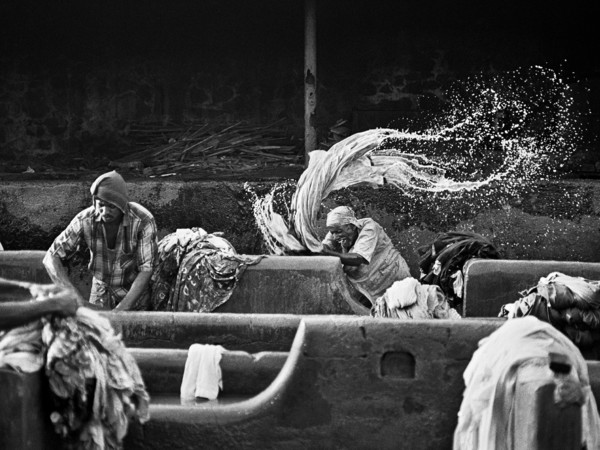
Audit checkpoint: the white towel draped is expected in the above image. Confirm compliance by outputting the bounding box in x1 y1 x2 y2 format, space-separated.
180 344 225 402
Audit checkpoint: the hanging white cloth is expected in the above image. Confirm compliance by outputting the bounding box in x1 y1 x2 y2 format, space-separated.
180 344 225 402
453 316 600 450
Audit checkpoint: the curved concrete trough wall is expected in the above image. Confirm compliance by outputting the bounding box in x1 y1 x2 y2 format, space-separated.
123 317 506 450
0 251 368 315
132 348 288 397
462 259 600 317
4 315 600 449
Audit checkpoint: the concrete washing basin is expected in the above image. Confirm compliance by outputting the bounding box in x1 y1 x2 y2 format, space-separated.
115 314 600 449
462 258 600 318
4 314 600 449
0 250 369 315
4 251 600 448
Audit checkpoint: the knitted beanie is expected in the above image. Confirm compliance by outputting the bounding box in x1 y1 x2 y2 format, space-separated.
90 170 129 212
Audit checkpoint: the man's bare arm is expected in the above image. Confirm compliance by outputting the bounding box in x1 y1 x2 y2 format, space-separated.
43 252 87 305
112 271 152 311
0 288 79 330
320 248 368 266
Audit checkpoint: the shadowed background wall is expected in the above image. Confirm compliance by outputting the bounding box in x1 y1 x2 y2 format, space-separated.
1 0 598 169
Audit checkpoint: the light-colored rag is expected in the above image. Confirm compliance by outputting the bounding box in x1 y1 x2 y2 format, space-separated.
180 343 225 401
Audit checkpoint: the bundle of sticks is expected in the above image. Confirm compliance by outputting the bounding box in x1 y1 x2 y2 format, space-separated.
110 120 302 176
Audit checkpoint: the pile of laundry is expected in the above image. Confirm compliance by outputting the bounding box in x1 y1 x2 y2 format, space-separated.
44 308 149 449
499 272 600 358
0 302 149 449
418 231 501 309
149 228 263 312
370 277 461 320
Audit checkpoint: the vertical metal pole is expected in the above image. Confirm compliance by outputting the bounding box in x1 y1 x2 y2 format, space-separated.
304 0 317 166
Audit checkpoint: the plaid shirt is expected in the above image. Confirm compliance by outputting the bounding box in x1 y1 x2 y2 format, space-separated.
49 202 158 304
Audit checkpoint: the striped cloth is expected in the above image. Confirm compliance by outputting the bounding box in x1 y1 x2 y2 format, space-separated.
49 202 158 307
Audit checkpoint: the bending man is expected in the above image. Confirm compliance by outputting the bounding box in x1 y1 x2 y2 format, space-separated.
321 206 411 306
43 170 158 311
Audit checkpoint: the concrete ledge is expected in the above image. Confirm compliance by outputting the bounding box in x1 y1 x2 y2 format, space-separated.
0 250 52 285
3 316 600 449
462 259 600 317
0 250 92 301
0 251 369 315
108 312 303 353
220 256 368 315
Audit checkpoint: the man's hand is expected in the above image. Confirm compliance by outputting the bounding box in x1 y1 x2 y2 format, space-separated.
112 271 152 312
112 295 139 312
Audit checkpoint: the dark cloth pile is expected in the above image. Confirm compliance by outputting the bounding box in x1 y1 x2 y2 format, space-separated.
150 228 263 312
417 231 500 308
499 272 600 358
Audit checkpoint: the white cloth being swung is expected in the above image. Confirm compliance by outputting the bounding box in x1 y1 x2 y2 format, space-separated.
180 344 225 402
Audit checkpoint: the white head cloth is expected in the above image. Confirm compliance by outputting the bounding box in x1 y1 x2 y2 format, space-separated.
326 206 360 227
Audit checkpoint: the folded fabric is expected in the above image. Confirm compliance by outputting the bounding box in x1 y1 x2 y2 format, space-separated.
384 277 421 310
180 344 225 402
370 277 460 320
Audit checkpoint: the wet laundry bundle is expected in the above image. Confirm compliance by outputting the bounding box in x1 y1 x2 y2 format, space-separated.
42 307 150 450
0 303 149 450
499 272 600 357
418 231 500 308
370 277 461 320
0 320 44 372
150 228 263 312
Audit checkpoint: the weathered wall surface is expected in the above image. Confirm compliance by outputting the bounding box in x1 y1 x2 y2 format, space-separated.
1 178 600 277
1 0 598 171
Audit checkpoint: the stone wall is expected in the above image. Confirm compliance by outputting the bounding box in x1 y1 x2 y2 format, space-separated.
2 178 600 278
1 1 600 271
1 0 598 171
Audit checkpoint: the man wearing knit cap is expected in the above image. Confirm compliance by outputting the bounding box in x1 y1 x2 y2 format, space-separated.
43 170 158 311
321 206 410 307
